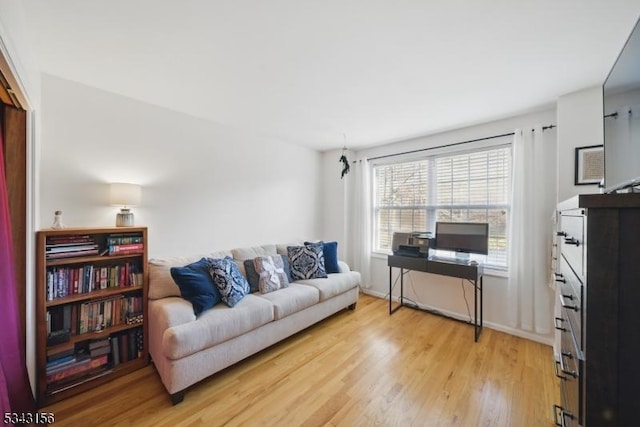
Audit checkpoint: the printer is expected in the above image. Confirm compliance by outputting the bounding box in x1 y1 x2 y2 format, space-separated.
392 231 434 257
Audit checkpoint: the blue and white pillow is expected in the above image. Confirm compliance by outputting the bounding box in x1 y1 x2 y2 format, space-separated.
287 243 327 280
208 257 250 307
305 240 340 274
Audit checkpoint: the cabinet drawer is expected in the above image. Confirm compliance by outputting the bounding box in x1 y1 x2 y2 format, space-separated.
559 213 585 280
558 320 583 426
559 258 583 346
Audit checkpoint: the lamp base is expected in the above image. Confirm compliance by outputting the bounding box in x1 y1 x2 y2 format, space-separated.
116 208 135 227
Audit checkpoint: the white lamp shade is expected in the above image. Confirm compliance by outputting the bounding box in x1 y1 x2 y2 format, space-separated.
110 183 141 207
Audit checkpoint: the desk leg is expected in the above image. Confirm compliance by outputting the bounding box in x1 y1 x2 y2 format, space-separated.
480 276 483 331
389 267 404 315
474 276 484 342
389 266 392 315
400 268 404 306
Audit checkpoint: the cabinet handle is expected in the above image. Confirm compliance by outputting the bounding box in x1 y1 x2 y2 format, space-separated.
553 404 575 427
559 294 578 311
554 317 567 331
555 272 566 283
559 352 577 378
564 237 580 246
556 231 567 237
554 360 567 380
561 293 573 300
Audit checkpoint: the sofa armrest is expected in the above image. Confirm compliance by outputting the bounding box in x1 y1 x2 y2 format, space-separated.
337 260 351 273
149 297 197 331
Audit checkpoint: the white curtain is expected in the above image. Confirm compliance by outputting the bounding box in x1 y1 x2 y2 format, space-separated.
507 127 557 333
351 159 372 288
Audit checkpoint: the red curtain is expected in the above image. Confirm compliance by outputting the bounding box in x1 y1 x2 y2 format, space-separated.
0 122 35 416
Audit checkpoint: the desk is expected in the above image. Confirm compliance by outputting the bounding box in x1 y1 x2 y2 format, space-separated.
388 255 483 342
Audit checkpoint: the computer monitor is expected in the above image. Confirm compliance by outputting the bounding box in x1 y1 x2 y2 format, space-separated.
435 222 489 255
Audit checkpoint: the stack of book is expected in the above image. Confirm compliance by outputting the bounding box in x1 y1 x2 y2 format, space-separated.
46 341 111 393
46 235 99 260
107 233 144 255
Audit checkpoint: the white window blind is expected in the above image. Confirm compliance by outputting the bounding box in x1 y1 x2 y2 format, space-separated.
373 145 511 268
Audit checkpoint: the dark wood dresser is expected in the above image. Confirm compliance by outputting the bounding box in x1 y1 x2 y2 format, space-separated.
554 193 640 426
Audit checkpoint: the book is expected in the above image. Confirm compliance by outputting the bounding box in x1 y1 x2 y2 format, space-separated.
108 243 144 255
46 248 100 259
46 354 108 383
106 234 143 245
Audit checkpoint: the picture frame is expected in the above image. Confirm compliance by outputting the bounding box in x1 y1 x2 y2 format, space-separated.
575 145 604 185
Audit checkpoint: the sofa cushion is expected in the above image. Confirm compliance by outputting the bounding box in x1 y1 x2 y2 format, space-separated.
231 244 277 261
209 257 251 307
276 242 302 256
296 271 361 301
148 250 232 300
254 284 320 320
254 255 289 294
162 294 274 359
170 258 221 316
287 243 327 280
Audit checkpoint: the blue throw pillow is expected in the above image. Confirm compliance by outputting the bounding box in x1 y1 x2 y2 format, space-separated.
170 258 221 316
208 257 251 307
306 241 340 274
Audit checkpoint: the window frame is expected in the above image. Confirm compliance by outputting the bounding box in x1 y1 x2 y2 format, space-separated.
371 142 512 271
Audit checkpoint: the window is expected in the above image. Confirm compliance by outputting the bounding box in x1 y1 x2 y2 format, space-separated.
373 144 511 268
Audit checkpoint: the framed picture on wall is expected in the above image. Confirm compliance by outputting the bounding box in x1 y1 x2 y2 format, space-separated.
575 145 604 185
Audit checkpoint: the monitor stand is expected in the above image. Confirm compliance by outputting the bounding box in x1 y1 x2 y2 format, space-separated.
455 252 470 262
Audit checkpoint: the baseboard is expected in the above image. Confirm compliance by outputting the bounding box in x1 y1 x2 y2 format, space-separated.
360 289 554 347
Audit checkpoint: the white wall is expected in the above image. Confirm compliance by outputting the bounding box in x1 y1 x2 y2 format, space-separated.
39 74 324 258
321 149 351 260
333 108 558 345
556 86 603 202
0 0 40 107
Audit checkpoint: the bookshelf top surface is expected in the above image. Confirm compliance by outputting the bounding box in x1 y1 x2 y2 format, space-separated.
38 226 147 236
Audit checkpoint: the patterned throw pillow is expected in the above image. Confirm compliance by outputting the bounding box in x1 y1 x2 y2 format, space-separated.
245 255 293 293
254 255 290 293
305 240 340 273
208 256 251 307
287 243 328 280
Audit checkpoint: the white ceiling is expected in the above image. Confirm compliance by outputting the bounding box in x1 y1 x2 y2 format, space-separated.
22 0 640 151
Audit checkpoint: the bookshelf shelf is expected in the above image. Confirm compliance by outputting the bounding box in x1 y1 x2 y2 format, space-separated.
36 227 149 407
45 286 144 308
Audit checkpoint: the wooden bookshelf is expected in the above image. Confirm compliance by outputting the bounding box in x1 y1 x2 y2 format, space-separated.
35 227 149 407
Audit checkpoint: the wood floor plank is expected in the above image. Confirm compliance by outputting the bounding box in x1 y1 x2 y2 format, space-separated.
42 294 559 426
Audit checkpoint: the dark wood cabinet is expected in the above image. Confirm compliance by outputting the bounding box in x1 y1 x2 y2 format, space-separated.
555 193 640 426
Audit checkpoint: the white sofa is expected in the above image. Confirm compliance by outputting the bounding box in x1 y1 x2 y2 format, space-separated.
147 243 360 404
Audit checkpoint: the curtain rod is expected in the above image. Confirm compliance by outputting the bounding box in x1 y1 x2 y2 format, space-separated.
367 124 556 161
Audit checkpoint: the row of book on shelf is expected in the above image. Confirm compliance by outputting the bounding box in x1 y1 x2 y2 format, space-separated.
45 233 144 260
45 328 144 394
46 262 143 301
47 295 144 341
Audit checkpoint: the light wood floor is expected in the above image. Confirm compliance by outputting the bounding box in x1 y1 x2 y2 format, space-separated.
43 294 559 426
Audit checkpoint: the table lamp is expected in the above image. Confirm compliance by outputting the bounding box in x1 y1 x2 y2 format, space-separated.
110 183 141 227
